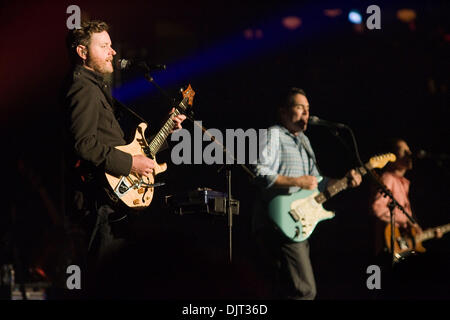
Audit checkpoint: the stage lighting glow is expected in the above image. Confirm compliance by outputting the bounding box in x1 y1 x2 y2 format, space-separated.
282 16 302 30
255 29 263 39
348 10 362 24
243 28 263 39
243 28 253 39
396 9 416 23
324 9 342 18
113 4 340 104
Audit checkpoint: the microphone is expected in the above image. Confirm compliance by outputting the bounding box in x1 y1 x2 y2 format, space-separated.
115 59 166 72
415 149 450 160
308 115 347 128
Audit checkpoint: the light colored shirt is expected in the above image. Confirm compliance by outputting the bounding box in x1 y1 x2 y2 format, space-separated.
371 171 412 228
251 124 326 232
253 125 322 193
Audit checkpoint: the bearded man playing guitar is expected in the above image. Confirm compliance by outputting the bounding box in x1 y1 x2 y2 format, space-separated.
63 20 186 297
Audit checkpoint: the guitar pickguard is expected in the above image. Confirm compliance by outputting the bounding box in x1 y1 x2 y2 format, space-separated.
267 185 335 242
290 193 335 240
105 123 166 208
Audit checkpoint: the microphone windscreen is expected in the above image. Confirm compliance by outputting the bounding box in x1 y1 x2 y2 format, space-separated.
115 59 130 70
416 149 427 159
308 115 320 124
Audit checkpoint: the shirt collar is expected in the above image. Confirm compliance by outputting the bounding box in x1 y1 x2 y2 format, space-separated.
74 64 106 85
277 124 304 140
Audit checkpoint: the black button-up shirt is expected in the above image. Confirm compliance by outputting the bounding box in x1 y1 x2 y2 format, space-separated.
65 64 132 177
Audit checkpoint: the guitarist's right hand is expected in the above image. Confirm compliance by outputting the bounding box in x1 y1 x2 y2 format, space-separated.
296 175 318 190
132 154 156 177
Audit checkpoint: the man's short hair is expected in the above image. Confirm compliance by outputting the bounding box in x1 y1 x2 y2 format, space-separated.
66 20 109 64
378 137 406 155
279 87 307 110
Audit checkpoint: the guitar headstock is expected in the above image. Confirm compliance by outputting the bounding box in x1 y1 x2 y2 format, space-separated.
182 84 195 106
368 153 397 169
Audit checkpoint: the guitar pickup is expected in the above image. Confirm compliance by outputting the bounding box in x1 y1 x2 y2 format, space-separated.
289 209 300 222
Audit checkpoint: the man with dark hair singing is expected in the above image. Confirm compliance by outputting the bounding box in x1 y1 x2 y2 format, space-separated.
251 87 362 300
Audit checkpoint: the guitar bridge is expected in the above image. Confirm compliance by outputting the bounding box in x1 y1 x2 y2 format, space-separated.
114 176 134 198
113 175 165 199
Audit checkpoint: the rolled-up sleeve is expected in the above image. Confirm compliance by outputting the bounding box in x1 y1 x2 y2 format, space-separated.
252 127 280 189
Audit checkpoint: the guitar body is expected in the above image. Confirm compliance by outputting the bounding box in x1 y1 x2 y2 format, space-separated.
384 224 426 262
265 153 397 242
267 176 335 242
105 122 167 209
104 84 195 209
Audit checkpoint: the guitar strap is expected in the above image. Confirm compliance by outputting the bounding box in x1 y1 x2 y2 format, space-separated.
113 97 148 124
112 97 169 152
298 133 323 176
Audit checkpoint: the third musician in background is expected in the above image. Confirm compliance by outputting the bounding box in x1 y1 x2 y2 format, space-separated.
369 138 443 257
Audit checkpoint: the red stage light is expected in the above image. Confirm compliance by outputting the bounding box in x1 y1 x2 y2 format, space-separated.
282 16 302 30
324 9 342 18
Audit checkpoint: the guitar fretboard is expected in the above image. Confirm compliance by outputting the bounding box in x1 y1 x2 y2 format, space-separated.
314 165 369 204
417 223 450 242
148 98 188 156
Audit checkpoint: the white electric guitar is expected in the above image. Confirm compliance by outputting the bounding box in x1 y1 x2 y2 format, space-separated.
104 84 195 208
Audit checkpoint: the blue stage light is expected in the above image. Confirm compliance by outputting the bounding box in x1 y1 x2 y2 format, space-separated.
348 10 362 24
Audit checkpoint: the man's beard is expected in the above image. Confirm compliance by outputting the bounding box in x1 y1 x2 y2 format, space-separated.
87 56 114 75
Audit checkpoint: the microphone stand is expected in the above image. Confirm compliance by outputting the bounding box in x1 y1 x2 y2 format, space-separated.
193 121 255 264
144 69 195 127
372 176 417 266
215 156 255 264
144 72 177 108
142 68 255 264
347 128 416 266
220 162 233 264
336 123 417 266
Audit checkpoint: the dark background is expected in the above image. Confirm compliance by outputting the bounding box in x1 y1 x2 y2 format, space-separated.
1 0 449 300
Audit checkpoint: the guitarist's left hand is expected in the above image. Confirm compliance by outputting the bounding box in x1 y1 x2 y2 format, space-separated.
346 169 362 188
412 223 423 235
407 220 423 235
170 108 187 131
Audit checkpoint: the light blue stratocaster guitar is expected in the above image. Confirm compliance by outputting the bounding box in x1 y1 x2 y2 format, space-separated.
267 153 396 242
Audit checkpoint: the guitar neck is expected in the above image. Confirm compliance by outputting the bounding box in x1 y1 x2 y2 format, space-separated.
148 99 187 156
315 165 369 204
417 223 450 242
